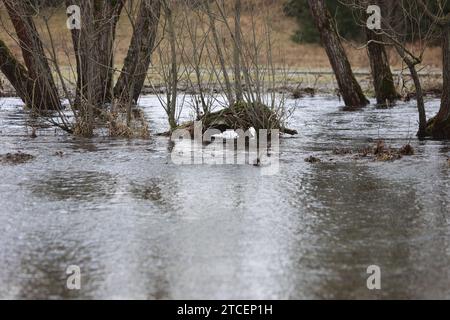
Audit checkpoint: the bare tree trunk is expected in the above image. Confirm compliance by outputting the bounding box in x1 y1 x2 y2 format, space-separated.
234 0 243 102
430 26 450 138
95 1 125 104
0 40 33 105
308 0 368 108
66 0 124 136
409 64 427 138
68 0 98 107
416 0 450 138
204 0 234 105
67 0 123 107
366 29 399 105
164 1 178 130
114 0 161 104
389 39 427 137
3 0 61 110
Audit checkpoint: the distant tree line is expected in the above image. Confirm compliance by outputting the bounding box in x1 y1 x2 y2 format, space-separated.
284 0 362 43
285 0 450 44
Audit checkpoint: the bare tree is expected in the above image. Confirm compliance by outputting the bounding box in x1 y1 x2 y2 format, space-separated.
307 0 369 108
204 0 234 105
344 0 430 137
417 0 450 139
381 1 429 137
0 0 165 136
233 0 243 102
150 0 185 131
0 0 293 137
164 0 179 130
364 0 399 106
115 0 161 105
2 0 61 110
0 39 36 106
66 0 124 107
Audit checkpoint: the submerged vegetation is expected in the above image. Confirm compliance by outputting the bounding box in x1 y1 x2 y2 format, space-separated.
0 152 35 165
177 102 297 138
306 141 416 164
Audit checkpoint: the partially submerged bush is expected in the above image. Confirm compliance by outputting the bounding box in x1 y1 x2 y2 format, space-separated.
73 119 93 138
399 144 415 156
73 105 150 139
178 102 297 137
292 87 316 99
107 108 149 139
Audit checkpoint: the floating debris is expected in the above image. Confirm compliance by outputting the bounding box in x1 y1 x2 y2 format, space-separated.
328 141 416 163
332 148 353 156
0 152 35 165
305 156 321 163
374 141 415 161
399 144 415 156
30 128 37 139
370 140 399 161
292 87 316 99
376 152 402 162
355 145 373 158
373 140 387 155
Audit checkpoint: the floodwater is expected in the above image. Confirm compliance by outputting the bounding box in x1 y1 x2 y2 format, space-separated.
0 95 449 300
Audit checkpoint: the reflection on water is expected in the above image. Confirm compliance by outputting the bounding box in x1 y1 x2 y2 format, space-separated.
0 96 449 299
130 179 165 203
30 171 117 202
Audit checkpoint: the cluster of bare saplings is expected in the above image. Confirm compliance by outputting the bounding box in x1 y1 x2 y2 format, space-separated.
0 0 292 138
0 0 449 139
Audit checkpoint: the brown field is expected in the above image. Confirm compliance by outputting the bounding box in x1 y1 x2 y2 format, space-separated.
0 1 443 94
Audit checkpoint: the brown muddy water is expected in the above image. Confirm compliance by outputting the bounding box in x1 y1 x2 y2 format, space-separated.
0 96 449 299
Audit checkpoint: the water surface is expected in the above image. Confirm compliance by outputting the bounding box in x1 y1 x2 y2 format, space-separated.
0 96 449 299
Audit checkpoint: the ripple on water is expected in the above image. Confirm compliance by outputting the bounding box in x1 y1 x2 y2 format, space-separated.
0 95 449 299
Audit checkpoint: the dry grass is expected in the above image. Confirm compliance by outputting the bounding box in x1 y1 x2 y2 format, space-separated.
107 108 150 139
0 1 443 88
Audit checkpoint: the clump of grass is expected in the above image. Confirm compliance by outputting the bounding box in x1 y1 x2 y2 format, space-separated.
329 140 416 162
399 144 415 156
376 152 403 162
72 105 150 139
307 147 413 163
292 87 316 99
73 119 93 138
107 109 149 139
361 140 415 162
179 101 297 137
